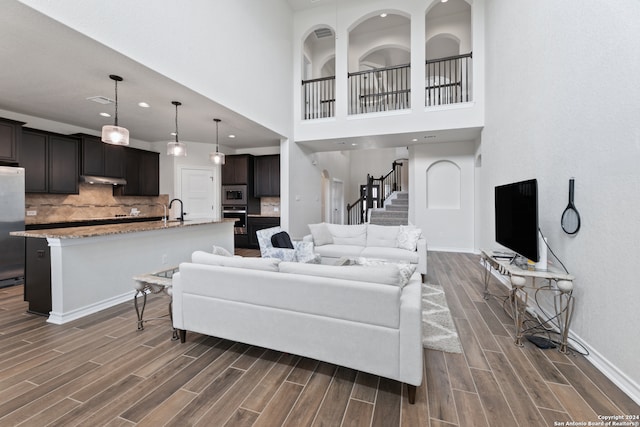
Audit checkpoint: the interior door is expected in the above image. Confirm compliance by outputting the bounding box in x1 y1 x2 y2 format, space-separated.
180 168 215 219
330 178 344 224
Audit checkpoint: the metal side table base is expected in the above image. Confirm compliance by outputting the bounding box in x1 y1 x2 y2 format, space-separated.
133 267 179 340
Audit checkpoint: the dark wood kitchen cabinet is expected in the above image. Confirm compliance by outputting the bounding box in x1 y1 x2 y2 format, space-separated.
254 154 280 197
115 147 159 196
0 117 24 164
79 134 125 178
247 216 280 249
24 238 52 316
222 154 253 185
21 129 79 194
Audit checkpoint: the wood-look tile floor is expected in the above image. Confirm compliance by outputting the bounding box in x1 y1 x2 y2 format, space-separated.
0 251 638 426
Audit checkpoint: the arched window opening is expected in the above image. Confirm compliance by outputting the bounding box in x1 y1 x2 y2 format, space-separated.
302 26 336 120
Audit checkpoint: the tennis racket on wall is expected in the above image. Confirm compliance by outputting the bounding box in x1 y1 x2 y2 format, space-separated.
561 178 581 234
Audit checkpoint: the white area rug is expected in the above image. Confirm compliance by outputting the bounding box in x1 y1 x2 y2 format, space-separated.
422 283 463 353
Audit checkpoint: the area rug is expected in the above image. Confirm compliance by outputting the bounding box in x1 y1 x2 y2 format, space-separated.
422 283 463 353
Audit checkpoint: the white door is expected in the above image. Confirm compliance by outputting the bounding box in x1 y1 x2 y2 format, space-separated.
180 168 215 219
330 178 344 224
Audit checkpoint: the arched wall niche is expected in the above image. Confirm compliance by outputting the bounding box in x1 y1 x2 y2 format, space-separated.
426 160 461 209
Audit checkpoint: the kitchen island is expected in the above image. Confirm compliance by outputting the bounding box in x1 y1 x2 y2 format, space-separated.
11 219 234 324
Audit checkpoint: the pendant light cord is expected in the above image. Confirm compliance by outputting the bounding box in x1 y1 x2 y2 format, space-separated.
175 103 179 143
114 79 119 127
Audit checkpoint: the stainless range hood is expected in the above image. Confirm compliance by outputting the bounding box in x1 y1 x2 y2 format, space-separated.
80 175 127 186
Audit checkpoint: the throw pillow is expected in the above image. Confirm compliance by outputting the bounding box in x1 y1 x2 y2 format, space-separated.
212 245 232 256
271 231 294 249
355 257 417 287
308 222 333 246
397 225 422 251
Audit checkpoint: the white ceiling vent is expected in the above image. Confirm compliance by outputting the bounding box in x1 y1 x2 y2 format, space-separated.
86 95 114 105
314 28 333 39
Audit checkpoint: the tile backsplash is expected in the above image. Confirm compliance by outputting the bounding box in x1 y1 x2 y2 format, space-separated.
260 197 281 217
25 183 169 224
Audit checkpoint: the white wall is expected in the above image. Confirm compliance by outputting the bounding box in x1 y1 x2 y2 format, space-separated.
18 0 294 139
411 141 476 252
481 0 640 401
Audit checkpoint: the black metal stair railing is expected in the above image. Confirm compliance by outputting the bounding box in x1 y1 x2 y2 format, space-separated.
346 161 403 225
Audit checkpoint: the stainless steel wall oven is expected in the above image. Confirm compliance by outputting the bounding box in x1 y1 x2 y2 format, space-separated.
223 206 247 235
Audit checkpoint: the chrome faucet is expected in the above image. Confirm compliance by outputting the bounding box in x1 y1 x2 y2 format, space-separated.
168 198 184 222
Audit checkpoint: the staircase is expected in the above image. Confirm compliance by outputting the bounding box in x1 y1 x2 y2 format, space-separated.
369 192 409 226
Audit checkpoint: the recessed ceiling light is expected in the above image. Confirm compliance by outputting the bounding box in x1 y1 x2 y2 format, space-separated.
138 102 150 108
100 112 111 117
351 143 358 146
441 0 448 3
380 13 388 18
411 138 418 142
170 132 177 136
228 134 236 138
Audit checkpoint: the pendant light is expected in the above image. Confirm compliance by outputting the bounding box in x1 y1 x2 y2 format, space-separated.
101 74 130 146
167 101 187 156
209 118 225 165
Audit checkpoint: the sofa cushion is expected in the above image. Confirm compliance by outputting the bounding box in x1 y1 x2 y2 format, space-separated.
397 225 422 251
354 258 416 287
360 246 420 264
314 244 364 259
327 223 367 246
279 261 401 286
191 251 280 272
366 224 400 248
308 222 333 246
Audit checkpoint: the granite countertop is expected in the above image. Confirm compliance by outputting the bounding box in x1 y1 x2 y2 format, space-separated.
11 218 235 239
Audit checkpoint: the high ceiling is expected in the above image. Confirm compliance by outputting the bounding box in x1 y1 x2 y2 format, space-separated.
0 1 283 150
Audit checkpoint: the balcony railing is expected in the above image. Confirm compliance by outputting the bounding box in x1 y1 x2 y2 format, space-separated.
301 76 335 120
348 64 411 115
301 53 472 119
425 52 472 106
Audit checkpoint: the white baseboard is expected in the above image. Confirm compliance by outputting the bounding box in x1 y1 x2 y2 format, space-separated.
482 261 640 406
47 291 134 325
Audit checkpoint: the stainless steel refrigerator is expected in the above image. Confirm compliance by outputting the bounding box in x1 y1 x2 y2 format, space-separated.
0 166 25 287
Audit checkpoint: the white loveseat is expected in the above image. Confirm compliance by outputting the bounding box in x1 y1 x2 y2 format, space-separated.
304 223 428 282
171 251 424 403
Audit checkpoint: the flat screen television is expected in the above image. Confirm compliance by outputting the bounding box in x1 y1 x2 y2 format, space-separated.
494 179 539 262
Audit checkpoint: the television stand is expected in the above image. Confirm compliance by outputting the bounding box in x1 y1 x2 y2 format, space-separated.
480 249 576 353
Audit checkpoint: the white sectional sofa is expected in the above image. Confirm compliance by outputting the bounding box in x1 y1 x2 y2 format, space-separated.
171 251 424 403
304 223 427 282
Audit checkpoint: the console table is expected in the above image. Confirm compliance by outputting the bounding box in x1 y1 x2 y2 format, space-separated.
480 249 575 353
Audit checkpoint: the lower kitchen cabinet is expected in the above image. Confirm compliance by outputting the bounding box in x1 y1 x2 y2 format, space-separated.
24 238 51 316
247 216 280 249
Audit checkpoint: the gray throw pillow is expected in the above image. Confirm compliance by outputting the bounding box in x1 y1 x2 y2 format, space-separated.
308 222 333 246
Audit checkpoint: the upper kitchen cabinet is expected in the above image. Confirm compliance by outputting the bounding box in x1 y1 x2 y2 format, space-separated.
0 117 24 165
21 129 79 194
114 147 159 196
254 154 280 197
222 154 253 185
79 134 125 178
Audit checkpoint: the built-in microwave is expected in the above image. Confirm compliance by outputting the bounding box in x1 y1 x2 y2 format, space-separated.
222 185 247 205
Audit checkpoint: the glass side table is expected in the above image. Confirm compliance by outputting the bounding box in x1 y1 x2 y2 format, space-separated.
133 266 179 340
